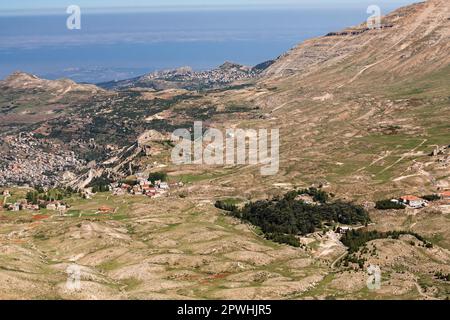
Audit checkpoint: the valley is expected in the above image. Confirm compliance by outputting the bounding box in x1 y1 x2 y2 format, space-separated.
0 0 449 300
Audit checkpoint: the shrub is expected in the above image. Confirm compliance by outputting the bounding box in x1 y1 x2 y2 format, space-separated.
87 176 112 193
26 191 39 205
297 187 329 203
375 199 406 210
265 233 300 247
341 230 430 253
148 172 168 183
214 200 237 212
422 194 440 202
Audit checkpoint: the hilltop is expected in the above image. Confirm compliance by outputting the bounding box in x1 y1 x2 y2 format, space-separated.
1 72 102 93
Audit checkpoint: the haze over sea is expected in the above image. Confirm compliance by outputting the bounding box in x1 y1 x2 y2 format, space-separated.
0 1 416 83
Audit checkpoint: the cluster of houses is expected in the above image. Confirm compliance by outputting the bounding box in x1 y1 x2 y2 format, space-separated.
394 196 428 209
3 200 67 212
1 175 184 214
4 201 39 212
45 201 68 212
139 62 262 89
0 132 86 188
336 226 352 234
392 191 450 209
111 177 182 198
2 189 69 212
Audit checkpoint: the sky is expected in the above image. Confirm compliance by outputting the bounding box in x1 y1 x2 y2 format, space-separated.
0 0 418 14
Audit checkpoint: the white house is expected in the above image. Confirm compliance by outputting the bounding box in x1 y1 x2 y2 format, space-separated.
46 203 57 211
400 196 428 208
9 203 20 211
159 182 170 190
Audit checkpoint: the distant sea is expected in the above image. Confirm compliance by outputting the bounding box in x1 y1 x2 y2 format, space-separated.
0 3 415 83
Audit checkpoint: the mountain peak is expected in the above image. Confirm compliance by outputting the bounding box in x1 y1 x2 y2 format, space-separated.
263 0 450 80
4 71 41 84
1 71 103 94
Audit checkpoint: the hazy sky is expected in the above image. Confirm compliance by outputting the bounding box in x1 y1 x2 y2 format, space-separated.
1 0 418 12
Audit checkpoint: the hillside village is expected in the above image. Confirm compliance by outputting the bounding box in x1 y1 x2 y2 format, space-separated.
1 171 184 214
0 132 86 187
0 125 448 217
100 61 270 90
110 178 182 197
140 62 262 85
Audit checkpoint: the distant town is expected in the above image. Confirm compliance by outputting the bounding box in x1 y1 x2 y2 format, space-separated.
0 132 85 187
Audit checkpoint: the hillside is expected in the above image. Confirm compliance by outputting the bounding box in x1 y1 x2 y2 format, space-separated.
0 0 449 300
186 0 450 201
264 0 449 79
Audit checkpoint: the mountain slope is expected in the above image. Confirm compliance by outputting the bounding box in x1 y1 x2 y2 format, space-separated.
264 0 450 82
0 72 107 134
192 0 450 200
1 0 450 300
1 0 448 197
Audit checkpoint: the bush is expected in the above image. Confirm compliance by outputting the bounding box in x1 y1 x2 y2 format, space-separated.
214 200 237 212
422 194 440 202
341 230 430 253
296 187 329 203
87 176 112 193
148 172 168 183
26 191 39 205
265 233 300 247
375 199 406 210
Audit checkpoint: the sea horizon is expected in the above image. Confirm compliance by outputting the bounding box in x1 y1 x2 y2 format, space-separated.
0 2 418 83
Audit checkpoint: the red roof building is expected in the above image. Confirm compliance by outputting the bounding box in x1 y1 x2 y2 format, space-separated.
400 195 421 201
98 206 113 214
